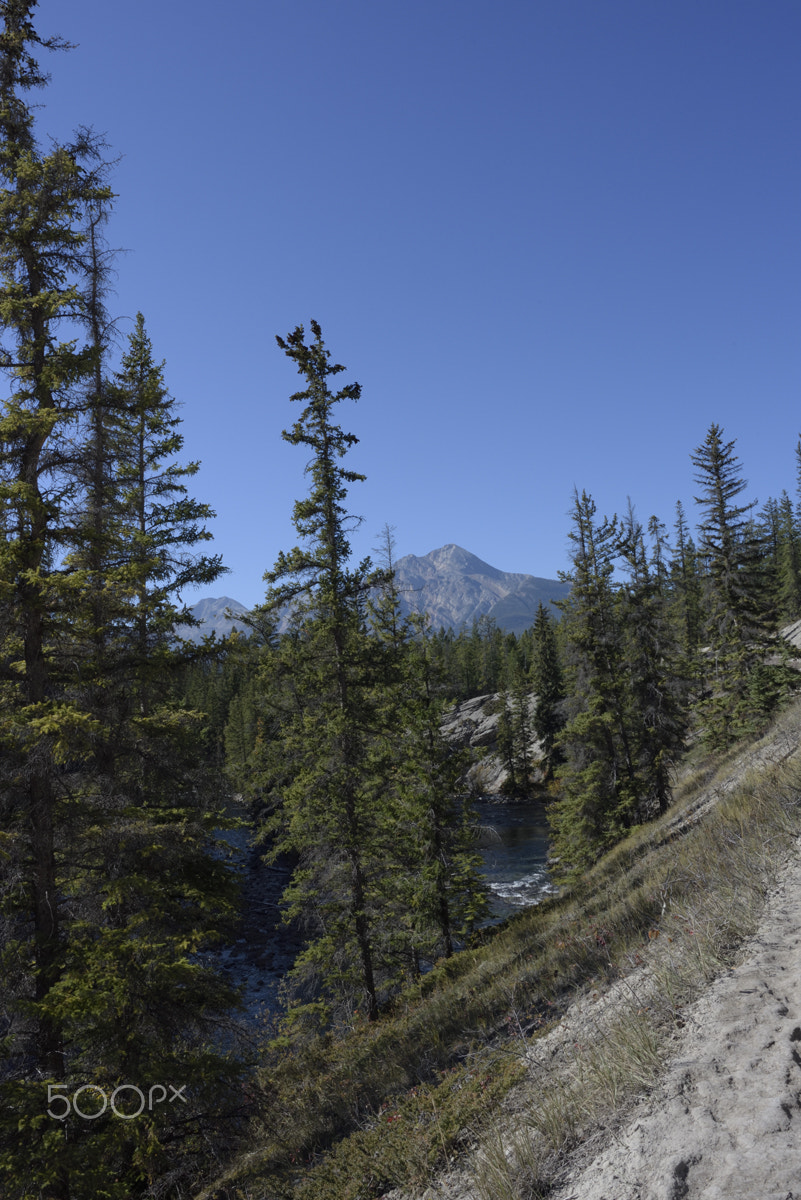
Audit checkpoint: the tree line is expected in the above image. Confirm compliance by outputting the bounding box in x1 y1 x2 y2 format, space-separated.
547 424 800 876
218 410 801 890
229 323 488 1030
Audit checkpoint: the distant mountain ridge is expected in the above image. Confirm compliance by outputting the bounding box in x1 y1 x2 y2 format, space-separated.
392 544 570 635
179 596 250 643
183 547 569 641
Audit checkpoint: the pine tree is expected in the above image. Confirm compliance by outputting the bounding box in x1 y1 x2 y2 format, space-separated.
494 653 535 795
257 320 388 1024
0 13 116 1188
549 490 638 875
112 313 224 682
549 492 688 876
0 13 244 1193
618 503 687 817
691 424 779 745
366 527 487 970
775 490 801 622
758 495 781 617
529 600 565 781
668 499 704 672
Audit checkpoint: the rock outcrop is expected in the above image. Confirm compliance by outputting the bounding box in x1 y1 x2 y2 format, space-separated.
441 692 544 797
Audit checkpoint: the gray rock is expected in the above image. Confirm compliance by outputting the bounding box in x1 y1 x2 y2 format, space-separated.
441 691 544 798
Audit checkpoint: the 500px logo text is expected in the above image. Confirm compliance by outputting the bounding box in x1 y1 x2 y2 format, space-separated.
47 1083 187 1120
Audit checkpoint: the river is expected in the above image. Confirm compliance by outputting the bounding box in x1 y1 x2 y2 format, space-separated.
215 800 554 1021
474 799 556 920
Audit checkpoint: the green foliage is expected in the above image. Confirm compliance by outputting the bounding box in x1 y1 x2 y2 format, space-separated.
550 491 638 873
426 615 516 701
691 423 787 746
366 537 488 962
206 704 801 1200
0 13 246 1195
668 499 705 677
247 333 487 1027
550 491 688 878
252 322 391 1023
530 601 565 780
618 502 688 817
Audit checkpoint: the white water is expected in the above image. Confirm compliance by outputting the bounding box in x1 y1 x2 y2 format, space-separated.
474 799 555 920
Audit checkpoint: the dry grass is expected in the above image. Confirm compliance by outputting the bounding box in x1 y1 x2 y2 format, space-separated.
471 712 801 1200
198 698 801 1200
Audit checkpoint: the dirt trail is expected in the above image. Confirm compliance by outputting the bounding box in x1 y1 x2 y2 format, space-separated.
549 839 801 1200
401 709 801 1200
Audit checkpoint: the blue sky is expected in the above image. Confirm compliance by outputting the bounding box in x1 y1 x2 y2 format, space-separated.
32 0 801 608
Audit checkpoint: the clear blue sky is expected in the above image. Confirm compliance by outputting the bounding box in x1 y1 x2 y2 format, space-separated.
32 0 801 607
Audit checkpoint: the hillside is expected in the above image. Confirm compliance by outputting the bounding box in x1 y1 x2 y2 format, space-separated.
201 698 801 1200
398 704 801 1200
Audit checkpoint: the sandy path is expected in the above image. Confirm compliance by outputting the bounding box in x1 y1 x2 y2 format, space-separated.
550 840 801 1200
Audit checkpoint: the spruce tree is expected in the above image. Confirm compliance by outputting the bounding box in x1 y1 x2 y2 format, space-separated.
0 12 244 1193
530 600 565 781
775 490 801 622
494 653 535 795
366 528 487 970
549 490 638 875
550 493 688 875
618 503 687 817
691 424 779 745
669 499 704 673
257 320 388 1024
0 14 116 1190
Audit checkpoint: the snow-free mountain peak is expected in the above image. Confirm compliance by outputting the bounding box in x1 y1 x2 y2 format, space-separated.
178 596 250 643
392 545 569 635
185 548 570 641
413 543 507 580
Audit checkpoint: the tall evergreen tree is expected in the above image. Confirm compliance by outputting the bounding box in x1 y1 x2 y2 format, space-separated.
529 600 565 781
256 320 388 1024
549 492 687 876
691 423 780 745
495 653 535 795
0 12 244 1194
774 490 801 622
618 503 687 817
549 490 638 875
366 527 487 970
669 499 704 672
0 0 112 1101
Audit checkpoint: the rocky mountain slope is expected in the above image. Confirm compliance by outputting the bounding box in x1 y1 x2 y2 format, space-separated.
441 692 543 795
392 543 570 634
178 596 250 643
184 545 571 641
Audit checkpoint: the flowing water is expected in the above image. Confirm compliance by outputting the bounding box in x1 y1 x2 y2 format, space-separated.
473 799 556 920
215 799 554 1020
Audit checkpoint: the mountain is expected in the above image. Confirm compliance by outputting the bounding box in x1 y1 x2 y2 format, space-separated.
178 596 251 643
393 544 570 634
182 547 569 642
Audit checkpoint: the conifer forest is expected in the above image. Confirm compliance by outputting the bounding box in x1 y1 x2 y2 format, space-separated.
1 4 801 1197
